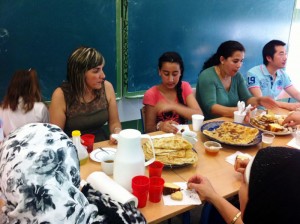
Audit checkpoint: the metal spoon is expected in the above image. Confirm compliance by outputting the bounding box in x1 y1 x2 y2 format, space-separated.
98 147 109 154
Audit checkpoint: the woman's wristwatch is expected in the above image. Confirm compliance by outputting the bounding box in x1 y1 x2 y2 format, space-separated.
156 121 162 131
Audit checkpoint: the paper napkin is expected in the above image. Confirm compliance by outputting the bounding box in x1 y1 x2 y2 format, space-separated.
171 124 190 133
225 151 253 165
162 182 202 206
287 138 300 150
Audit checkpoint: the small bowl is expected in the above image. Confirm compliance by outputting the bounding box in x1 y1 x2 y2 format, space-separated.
204 141 222 154
182 130 198 146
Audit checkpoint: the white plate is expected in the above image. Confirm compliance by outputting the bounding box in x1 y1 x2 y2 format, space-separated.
90 147 117 162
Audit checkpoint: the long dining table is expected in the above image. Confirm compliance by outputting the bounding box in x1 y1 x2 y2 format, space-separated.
81 109 294 224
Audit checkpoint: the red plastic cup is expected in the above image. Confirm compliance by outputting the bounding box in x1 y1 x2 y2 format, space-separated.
148 161 164 177
81 134 95 153
132 175 150 208
149 177 165 203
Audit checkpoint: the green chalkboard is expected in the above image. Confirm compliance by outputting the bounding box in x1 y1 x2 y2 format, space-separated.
0 0 121 101
124 0 295 97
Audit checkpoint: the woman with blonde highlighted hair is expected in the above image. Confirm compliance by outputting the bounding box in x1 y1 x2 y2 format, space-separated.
50 47 121 142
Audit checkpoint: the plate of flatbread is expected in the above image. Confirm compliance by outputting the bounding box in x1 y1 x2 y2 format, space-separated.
201 121 261 146
142 136 198 168
249 114 294 135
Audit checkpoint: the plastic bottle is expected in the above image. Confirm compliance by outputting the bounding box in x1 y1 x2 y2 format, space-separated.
72 130 88 165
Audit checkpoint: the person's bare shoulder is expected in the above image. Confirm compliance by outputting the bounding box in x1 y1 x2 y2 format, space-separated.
50 87 66 109
51 87 64 99
104 80 116 97
104 80 113 90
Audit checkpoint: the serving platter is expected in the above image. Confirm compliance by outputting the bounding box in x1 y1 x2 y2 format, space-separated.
201 121 262 146
249 120 293 136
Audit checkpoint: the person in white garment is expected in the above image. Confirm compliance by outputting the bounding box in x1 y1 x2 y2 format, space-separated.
0 69 49 137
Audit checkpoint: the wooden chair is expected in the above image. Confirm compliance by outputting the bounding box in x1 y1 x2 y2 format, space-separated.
140 106 146 133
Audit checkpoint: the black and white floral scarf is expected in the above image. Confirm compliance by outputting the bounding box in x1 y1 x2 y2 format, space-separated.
0 123 146 224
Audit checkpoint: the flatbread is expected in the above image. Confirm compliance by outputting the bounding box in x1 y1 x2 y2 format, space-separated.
151 136 193 150
203 122 259 144
142 136 197 166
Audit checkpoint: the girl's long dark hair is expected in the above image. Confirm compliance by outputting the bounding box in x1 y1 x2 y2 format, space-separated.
158 52 186 124
201 40 245 72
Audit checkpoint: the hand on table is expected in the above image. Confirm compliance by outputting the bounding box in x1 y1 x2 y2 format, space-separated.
187 174 218 202
109 135 118 144
259 96 278 109
159 120 179 134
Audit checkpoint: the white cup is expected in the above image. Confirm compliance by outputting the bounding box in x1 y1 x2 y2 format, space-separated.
182 130 198 146
101 155 115 176
192 114 204 131
234 111 246 123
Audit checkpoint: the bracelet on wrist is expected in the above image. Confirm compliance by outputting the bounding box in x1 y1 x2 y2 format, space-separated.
230 211 241 224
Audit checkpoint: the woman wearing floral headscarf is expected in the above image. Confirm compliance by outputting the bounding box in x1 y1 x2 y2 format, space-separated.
0 123 145 224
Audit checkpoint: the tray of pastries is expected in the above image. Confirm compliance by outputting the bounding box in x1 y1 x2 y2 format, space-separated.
142 136 198 168
201 121 261 146
249 114 294 135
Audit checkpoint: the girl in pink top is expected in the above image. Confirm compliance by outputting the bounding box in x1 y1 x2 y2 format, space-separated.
143 52 202 133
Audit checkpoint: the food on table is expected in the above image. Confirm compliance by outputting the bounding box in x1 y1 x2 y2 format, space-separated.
266 109 275 116
250 114 292 133
163 182 183 201
171 191 183 201
163 182 181 195
234 154 251 171
203 122 259 144
142 136 198 166
268 123 284 132
204 141 222 154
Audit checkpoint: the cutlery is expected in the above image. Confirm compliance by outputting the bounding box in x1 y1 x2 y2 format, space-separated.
99 147 109 154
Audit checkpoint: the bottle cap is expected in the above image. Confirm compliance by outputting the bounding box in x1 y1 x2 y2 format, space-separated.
72 130 81 137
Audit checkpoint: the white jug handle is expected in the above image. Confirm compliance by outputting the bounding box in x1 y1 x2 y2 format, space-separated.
142 134 155 166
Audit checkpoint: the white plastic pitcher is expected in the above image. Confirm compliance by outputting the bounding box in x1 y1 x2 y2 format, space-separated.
112 129 155 191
